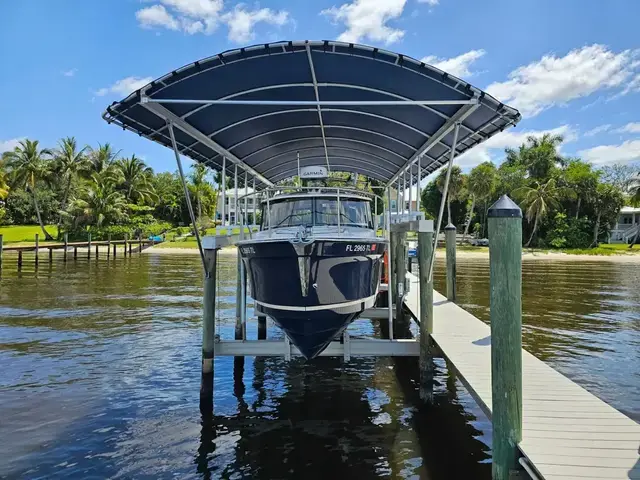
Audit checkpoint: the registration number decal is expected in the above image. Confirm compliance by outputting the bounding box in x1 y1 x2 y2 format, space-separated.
346 244 376 253
240 246 255 255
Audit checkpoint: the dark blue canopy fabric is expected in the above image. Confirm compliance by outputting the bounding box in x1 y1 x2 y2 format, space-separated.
103 40 520 186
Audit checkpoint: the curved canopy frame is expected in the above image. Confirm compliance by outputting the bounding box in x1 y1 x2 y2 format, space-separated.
103 40 520 190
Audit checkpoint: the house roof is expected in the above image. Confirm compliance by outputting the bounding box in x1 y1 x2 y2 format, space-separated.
103 40 520 190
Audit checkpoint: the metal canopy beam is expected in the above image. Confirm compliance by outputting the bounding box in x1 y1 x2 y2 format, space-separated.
146 98 479 106
386 99 480 187
141 99 274 187
306 45 330 172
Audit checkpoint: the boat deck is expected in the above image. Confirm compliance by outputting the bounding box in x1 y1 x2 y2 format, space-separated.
403 272 640 480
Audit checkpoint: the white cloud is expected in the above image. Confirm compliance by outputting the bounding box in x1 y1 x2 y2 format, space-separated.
62 68 78 77
421 49 486 78
135 0 288 43
94 76 154 97
136 5 180 31
584 124 612 137
321 0 407 45
616 122 640 134
579 140 640 165
417 0 439 5
456 125 577 168
486 45 640 117
0 138 25 154
222 7 288 44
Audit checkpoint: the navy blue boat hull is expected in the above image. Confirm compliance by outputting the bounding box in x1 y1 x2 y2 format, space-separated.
238 239 386 359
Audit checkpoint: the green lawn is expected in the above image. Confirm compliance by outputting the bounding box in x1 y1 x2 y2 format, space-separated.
0 225 59 244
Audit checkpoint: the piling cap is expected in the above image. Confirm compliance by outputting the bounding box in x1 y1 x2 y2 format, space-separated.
444 223 456 231
487 195 522 218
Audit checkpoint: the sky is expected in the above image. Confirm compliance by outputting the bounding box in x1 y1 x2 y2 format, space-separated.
1 0 639 176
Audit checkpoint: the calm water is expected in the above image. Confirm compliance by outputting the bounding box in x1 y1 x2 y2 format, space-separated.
0 252 638 479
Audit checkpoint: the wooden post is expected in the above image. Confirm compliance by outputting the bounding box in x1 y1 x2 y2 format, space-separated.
257 316 267 340
418 220 434 403
0 234 3 270
63 233 68 262
34 234 39 268
87 233 91 260
74 246 78 259
201 247 218 411
128 240 132 256
18 250 23 269
138 235 142 254
445 223 457 302
394 230 407 324
96 243 99 258
124 234 128 257
488 195 523 480
107 234 111 259
113 242 117 258
49 246 53 262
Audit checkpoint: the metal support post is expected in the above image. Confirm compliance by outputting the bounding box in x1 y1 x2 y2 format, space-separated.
221 156 226 227
409 165 413 212
386 188 394 340
252 177 256 225
234 164 238 226
445 224 457 301
395 230 407 326
417 155 421 213
34 234 39 267
235 223 246 342
418 220 434 403
488 195 523 480
201 247 218 411
429 123 460 281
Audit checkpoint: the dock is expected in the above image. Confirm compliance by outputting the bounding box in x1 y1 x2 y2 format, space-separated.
404 273 640 480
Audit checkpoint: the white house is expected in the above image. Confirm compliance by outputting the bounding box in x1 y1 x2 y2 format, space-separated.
609 206 640 243
216 187 258 225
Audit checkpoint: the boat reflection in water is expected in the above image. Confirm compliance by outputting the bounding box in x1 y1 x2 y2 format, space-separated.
238 187 387 359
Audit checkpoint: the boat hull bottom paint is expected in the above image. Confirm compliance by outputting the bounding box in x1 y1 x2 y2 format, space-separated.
238 239 386 359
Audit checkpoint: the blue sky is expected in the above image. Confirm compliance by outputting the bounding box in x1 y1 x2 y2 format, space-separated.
1 0 639 174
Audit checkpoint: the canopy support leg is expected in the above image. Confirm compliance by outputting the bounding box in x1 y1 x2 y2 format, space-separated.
429 123 460 282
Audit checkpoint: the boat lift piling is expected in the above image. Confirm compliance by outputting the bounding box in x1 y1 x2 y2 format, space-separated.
445 223 457 301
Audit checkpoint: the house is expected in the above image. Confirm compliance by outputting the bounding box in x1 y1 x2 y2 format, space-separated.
609 206 640 243
216 187 258 225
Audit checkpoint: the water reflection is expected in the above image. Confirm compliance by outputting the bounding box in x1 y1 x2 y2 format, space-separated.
0 253 638 478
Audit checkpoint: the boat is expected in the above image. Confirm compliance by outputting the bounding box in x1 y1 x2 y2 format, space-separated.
237 185 387 359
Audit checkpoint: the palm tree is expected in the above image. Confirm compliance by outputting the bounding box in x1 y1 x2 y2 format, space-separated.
627 173 640 248
53 137 89 230
514 178 574 247
591 183 624 247
116 155 155 203
190 163 209 222
0 164 9 199
435 165 465 226
66 173 128 227
563 159 598 219
87 143 120 183
506 133 564 181
4 139 54 239
463 162 497 241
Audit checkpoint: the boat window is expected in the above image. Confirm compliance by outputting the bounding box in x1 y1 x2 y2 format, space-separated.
264 198 313 228
315 198 372 228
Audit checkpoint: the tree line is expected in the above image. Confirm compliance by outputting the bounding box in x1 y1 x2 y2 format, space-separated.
0 138 221 240
421 134 640 248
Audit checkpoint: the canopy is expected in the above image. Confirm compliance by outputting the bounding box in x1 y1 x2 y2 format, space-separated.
103 40 520 189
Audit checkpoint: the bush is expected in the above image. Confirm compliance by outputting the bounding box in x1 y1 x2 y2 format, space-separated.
545 213 592 249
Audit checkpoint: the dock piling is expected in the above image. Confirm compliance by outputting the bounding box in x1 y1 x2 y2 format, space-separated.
138 235 142 253
18 250 23 269
418 220 434 403
445 223 457 301
74 246 78 259
394 230 407 325
34 234 39 267
87 233 91 260
0 234 3 269
201 247 218 411
124 234 128 257
96 243 99 258
63 233 68 262
488 195 523 480
129 239 132 256
49 246 53 262
257 315 267 340
107 234 111 259
113 242 116 258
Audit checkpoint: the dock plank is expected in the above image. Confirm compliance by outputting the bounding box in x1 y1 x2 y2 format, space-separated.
404 273 640 480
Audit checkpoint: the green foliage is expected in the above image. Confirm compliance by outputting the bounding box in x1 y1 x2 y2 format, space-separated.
546 213 591 249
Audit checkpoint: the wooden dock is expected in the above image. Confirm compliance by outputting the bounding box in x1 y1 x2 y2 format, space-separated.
403 272 640 480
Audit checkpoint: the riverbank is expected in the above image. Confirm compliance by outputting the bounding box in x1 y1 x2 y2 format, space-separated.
144 245 640 262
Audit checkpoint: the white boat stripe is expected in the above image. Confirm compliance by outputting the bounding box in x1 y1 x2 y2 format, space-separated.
255 293 378 312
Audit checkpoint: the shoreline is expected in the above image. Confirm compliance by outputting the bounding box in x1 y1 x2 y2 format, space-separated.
144 246 640 263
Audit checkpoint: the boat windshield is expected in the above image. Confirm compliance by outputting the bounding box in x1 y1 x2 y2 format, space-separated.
263 197 372 229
